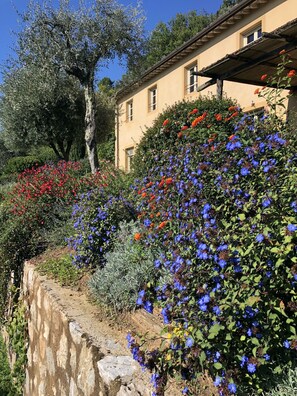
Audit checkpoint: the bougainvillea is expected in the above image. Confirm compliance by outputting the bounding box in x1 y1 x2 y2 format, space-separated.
128 69 297 394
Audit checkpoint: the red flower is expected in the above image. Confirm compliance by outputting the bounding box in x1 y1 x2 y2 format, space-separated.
177 132 183 139
254 88 260 95
288 70 296 78
181 125 189 131
279 49 286 55
261 74 268 81
165 177 173 185
229 134 236 141
134 233 141 241
215 114 222 121
228 106 237 112
162 119 169 126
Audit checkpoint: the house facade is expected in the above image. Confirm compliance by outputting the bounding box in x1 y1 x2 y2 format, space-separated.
115 0 297 171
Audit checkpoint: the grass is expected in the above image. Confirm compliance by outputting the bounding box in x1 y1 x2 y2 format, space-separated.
36 254 85 287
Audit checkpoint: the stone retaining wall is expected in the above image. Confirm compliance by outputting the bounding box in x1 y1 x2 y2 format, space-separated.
22 262 153 396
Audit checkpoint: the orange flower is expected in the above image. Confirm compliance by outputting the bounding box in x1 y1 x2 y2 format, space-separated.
228 106 237 112
288 70 296 78
189 108 198 115
158 221 167 229
141 192 147 198
181 125 189 131
165 177 173 185
191 112 207 128
215 114 222 121
261 74 268 81
134 233 141 241
254 88 260 95
146 181 153 188
177 132 183 139
158 179 165 188
279 49 286 55
162 119 169 126
229 134 236 141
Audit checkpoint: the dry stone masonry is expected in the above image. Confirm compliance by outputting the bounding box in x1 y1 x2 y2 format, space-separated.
22 262 153 396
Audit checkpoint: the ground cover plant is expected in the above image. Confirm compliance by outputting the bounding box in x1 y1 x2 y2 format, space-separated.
127 56 297 395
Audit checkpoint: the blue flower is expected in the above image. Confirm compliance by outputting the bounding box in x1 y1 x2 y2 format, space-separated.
240 167 250 176
143 300 153 313
214 376 222 386
185 337 194 348
262 198 272 208
256 234 264 242
228 382 237 394
287 224 297 232
284 340 291 349
247 363 257 373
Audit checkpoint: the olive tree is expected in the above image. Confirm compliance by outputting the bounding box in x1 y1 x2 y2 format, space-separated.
18 0 144 173
0 64 84 160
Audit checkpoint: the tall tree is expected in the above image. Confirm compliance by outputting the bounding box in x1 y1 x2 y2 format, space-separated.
17 0 144 173
0 64 84 160
217 0 241 16
123 10 213 82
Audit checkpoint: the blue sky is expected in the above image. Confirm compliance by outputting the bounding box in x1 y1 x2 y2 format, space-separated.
0 0 223 83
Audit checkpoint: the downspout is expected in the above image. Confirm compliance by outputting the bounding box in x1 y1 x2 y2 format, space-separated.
116 103 120 169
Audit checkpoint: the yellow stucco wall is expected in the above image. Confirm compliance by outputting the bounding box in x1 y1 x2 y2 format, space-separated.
116 0 295 170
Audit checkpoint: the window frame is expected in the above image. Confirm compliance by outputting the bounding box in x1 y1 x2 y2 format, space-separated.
148 85 157 112
126 100 133 122
242 23 262 46
185 62 198 95
125 146 134 172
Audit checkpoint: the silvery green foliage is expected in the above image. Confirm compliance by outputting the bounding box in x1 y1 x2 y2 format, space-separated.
263 368 297 396
89 220 155 312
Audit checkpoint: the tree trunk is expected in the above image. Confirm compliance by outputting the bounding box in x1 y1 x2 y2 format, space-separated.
84 82 99 174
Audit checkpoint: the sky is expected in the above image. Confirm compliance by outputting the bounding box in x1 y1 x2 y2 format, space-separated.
0 0 223 83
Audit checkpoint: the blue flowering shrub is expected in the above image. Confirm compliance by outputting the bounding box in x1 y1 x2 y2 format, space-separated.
68 167 137 268
128 91 297 394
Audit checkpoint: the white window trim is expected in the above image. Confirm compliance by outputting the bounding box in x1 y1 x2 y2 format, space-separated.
148 86 157 112
127 100 133 122
185 63 198 94
125 146 134 172
242 23 262 46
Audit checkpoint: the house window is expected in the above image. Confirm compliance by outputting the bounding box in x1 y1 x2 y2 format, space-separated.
148 86 157 112
185 63 198 94
242 24 262 46
125 147 134 172
127 100 133 121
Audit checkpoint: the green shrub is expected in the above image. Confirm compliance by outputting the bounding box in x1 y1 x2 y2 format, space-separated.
89 221 156 311
28 145 58 163
132 95 241 178
0 334 15 395
4 155 42 175
6 295 27 396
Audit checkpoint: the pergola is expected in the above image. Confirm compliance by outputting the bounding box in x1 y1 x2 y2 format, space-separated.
194 18 297 98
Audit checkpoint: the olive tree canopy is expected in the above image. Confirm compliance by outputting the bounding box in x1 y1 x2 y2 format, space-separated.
18 0 144 172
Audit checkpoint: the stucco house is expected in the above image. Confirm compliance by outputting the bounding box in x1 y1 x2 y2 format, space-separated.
115 0 297 171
